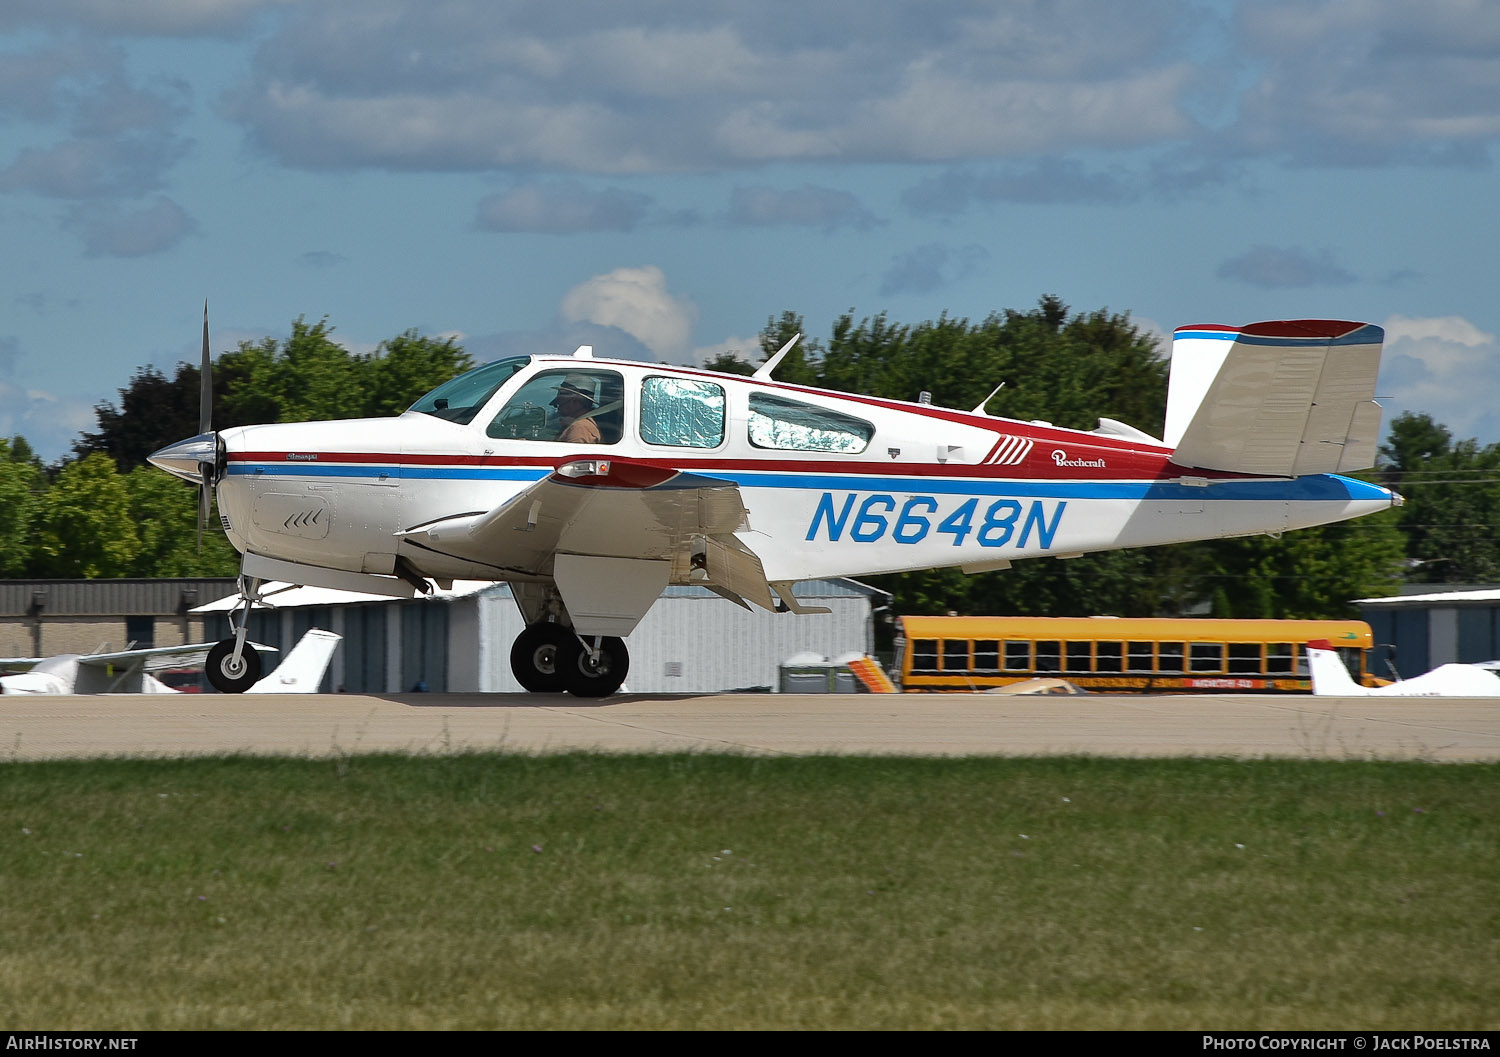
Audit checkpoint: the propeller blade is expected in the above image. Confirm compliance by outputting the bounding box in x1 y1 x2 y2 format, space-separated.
199 301 212 436
198 302 213 554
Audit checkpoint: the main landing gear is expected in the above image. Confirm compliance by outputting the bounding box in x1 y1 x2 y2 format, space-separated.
509 624 629 697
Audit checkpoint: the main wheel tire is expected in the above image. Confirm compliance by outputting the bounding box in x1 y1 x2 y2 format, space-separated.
205 638 262 693
561 636 629 698
509 623 573 694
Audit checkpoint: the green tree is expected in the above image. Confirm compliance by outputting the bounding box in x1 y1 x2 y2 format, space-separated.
783 297 1175 618
124 465 239 578
0 436 44 577
1191 509 1406 618
701 351 757 376
358 329 474 417
30 454 140 578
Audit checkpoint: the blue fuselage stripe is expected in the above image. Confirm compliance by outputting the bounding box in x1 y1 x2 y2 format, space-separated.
228 462 1389 503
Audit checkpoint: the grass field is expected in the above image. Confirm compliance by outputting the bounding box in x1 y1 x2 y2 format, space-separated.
1 752 1496 1030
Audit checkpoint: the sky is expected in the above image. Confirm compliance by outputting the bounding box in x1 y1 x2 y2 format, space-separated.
1 0 1498 462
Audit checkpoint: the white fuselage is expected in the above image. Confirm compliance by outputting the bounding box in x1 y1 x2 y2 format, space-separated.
210 355 1398 588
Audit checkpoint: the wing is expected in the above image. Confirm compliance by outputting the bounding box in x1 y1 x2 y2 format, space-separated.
1171 321 1384 477
73 643 221 672
400 457 777 636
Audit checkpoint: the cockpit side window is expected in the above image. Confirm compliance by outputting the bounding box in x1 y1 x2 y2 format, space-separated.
747 392 873 453
485 369 624 444
640 377 725 448
409 357 530 425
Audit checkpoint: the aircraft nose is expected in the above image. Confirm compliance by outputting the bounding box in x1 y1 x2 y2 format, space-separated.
148 432 218 483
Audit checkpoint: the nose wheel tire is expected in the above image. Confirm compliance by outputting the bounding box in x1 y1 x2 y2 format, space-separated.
560 636 629 698
510 623 573 694
206 638 262 693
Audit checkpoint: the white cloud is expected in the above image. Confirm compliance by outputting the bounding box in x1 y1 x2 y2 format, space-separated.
62 196 196 257
476 182 650 233
0 380 95 463
1379 314 1500 440
224 2 1205 174
559 266 697 362
1236 0 1500 163
727 185 878 231
0 1 288 37
1216 246 1357 289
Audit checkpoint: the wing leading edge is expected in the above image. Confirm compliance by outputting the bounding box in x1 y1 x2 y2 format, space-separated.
1169 320 1384 477
400 458 779 637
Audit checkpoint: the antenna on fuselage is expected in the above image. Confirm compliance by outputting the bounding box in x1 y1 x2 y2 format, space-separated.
971 381 1005 414
572 345 594 358
752 333 801 381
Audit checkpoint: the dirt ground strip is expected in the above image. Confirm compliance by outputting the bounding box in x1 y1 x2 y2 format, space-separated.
3 692 1498 761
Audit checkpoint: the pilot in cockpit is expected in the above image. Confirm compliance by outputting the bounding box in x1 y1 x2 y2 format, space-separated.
550 375 601 444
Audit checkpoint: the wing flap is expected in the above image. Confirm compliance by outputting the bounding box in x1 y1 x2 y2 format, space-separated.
402 458 776 614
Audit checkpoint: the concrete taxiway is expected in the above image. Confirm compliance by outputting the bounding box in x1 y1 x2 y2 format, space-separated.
2 692 1498 762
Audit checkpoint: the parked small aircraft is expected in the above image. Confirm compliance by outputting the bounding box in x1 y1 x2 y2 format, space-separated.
1305 639 1500 697
0 629 340 695
150 310 1401 697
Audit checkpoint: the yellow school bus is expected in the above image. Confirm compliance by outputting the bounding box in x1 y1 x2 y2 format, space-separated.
895 616 1381 693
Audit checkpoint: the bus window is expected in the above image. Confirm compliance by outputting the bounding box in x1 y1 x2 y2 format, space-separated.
1159 642 1184 673
1096 641 1123 673
1065 641 1091 673
942 639 969 672
1004 640 1031 670
1228 642 1262 675
1267 643 1295 674
1035 640 1061 673
1127 641 1154 673
1190 642 1224 673
974 640 1000 672
911 639 939 674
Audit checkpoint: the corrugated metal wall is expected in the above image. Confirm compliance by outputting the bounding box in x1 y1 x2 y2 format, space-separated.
475 581 875 693
0 579 238 616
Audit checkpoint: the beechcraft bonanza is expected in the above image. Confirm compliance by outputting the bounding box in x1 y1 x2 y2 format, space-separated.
0 629 341 695
150 310 1402 697
1305 639 1500 697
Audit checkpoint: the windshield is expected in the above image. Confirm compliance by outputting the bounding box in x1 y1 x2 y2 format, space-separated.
409 357 530 424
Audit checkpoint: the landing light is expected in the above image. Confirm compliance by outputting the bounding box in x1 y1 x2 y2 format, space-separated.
558 459 610 478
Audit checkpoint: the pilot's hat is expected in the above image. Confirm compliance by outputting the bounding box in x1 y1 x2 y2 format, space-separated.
550 374 597 406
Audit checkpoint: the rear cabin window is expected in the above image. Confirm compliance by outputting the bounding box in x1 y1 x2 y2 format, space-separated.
748 393 873 453
640 377 725 448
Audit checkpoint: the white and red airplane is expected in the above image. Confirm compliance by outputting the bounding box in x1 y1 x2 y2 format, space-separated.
150 313 1401 697
1305 639 1500 697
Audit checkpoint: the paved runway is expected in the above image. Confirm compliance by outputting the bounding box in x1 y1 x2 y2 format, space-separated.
3 691 1498 761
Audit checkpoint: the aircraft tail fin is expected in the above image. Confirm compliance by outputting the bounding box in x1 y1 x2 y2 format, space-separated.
247 629 341 694
1304 639 1365 697
1166 320 1384 477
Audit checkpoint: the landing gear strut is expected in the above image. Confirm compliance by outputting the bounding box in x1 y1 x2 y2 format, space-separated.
206 574 263 694
509 624 629 697
561 635 629 698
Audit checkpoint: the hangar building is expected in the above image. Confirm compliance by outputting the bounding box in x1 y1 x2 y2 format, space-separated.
1356 586 1500 677
193 578 887 694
